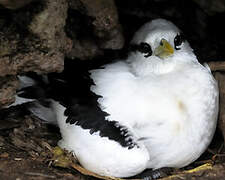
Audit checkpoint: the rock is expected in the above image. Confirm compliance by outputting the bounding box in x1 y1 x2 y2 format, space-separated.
0 0 71 76
0 136 5 146
0 0 35 9
66 0 124 60
28 0 71 52
193 0 225 14
0 0 72 106
0 76 19 108
78 0 124 49
214 72 225 142
66 38 103 60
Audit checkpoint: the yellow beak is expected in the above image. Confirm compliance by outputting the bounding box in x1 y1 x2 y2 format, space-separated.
154 39 174 59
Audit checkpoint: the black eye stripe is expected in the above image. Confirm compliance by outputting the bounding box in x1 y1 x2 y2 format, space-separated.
139 42 152 57
174 33 185 50
139 42 151 53
129 42 152 58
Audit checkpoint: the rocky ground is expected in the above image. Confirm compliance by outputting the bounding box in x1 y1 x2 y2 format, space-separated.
0 0 225 179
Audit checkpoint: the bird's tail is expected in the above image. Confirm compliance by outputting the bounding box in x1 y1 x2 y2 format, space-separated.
27 100 57 125
9 74 58 125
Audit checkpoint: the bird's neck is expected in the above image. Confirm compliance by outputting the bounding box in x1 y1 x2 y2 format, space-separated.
127 53 197 77
128 56 175 76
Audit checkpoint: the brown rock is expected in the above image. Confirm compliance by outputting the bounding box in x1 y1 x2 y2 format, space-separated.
67 38 103 60
28 0 71 52
0 0 72 106
67 0 124 60
0 51 65 76
208 61 225 72
0 76 19 108
80 0 124 49
0 0 35 9
0 0 71 76
215 72 225 142
193 0 225 14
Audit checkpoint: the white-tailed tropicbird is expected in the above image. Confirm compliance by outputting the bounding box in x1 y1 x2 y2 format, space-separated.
17 18 219 178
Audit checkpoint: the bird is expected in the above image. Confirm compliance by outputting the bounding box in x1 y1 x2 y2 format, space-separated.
16 18 219 178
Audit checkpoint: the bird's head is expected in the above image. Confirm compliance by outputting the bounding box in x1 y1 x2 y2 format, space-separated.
127 19 197 76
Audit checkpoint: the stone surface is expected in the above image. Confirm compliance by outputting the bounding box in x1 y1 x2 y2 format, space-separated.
193 0 225 14
0 0 35 9
66 0 124 60
0 0 72 105
78 0 124 49
215 72 225 142
0 76 19 108
0 0 71 77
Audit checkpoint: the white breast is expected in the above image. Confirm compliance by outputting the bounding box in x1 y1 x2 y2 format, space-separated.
90 61 219 169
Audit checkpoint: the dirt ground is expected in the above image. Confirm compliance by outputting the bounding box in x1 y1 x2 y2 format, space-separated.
0 106 98 180
0 105 225 180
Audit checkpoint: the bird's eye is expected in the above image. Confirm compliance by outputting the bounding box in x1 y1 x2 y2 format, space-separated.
138 42 152 58
174 33 185 50
129 42 152 58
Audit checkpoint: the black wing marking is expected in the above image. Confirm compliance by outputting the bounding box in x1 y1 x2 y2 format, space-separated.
19 60 139 149
64 94 139 149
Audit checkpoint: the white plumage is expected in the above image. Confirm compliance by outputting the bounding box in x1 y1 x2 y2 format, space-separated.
55 19 219 177
18 19 219 178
